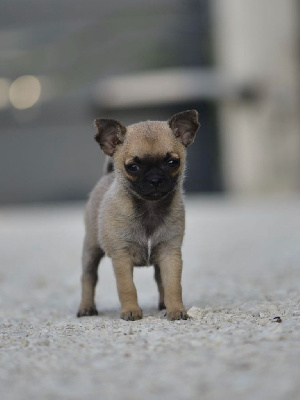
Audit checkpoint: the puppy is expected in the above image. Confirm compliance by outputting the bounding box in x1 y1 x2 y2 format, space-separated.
77 110 200 321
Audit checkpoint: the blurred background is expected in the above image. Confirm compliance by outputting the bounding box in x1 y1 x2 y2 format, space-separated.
0 0 299 204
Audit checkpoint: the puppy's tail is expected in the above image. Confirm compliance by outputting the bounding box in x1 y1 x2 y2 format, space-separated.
103 157 114 175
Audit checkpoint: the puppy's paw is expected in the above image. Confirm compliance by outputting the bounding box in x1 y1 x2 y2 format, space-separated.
158 301 166 310
77 306 98 318
167 310 189 321
121 309 143 321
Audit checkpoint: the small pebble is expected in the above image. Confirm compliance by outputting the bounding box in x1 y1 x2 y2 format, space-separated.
271 316 282 323
187 306 204 319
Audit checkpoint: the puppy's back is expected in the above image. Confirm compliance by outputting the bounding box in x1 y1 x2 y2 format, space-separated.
84 170 115 246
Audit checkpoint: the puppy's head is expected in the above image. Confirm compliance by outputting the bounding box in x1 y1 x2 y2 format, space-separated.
94 110 199 201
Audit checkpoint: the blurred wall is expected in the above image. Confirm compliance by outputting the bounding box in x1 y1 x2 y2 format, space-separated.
0 0 221 204
0 0 299 204
213 0 300 194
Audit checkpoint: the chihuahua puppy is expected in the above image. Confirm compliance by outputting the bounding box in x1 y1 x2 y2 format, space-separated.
77 110 199 320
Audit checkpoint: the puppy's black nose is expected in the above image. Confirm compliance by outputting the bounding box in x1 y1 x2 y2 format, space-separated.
149 177 163 187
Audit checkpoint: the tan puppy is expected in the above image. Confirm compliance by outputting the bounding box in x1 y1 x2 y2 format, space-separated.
77 110 200 321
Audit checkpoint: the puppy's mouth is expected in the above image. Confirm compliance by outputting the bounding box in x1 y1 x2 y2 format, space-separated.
127 169 179 202
139 189 173 201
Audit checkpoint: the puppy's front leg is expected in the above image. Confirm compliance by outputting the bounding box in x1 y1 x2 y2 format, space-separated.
112 254 142 321
157 246 188 321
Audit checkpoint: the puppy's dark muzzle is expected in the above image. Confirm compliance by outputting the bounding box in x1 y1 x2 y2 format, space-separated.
140 174 173 200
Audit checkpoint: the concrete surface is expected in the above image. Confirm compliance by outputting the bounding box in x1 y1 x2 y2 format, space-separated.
0 196 299 400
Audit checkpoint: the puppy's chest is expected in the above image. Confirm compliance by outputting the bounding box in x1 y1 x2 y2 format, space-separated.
130 212 167 247
127 212 168 266
128 236 161 266
139 209 165 238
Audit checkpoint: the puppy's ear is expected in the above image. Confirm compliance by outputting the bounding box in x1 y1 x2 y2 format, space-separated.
94 119 126 156
168 110 200 147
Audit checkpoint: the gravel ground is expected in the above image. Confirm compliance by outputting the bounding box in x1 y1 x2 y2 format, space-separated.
0 196 299 400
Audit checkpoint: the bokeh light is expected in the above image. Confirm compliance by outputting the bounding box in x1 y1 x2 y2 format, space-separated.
9 75 41 110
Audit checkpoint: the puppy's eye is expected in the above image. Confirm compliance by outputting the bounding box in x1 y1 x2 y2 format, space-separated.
125 163 140 173
167 159 180 168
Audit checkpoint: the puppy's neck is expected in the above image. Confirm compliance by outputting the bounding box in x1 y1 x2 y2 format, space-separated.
131 191 177 238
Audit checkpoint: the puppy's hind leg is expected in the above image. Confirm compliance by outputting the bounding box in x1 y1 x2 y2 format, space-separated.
77 235 104 317
154 265 165 310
